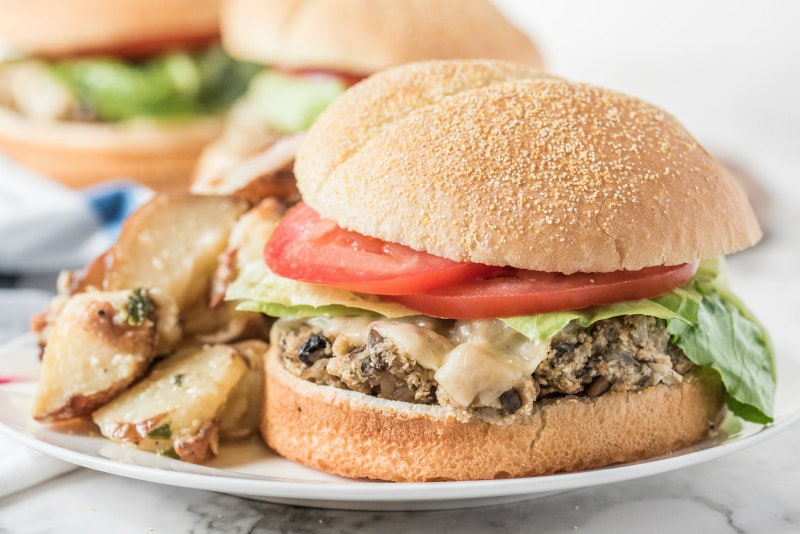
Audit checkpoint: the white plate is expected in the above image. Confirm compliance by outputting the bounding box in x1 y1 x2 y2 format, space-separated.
2 333 799 511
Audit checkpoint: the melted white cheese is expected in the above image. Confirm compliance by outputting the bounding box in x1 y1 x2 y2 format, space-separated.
370 321 453 370
289 316 547 408
436 320 547 407
434 343 526 407
307 316 374 344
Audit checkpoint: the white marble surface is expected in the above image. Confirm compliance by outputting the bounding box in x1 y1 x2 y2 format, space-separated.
2 1 800 532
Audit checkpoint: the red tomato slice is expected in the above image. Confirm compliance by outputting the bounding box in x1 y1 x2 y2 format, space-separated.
264 203 497 295
388 262 699 319
278 68 366 88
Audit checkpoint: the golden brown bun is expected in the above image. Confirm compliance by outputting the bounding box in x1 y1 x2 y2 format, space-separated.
0 0 220 57
263 348 725 482
0 108 223 190
222 0 542 74
296 60 762 273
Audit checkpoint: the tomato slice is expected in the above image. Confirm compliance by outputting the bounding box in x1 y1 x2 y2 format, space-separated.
264 203 497 295
388 262 699 319
279 68 366 88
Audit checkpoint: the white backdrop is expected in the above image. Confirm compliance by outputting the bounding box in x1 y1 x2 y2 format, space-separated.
495 0 800 197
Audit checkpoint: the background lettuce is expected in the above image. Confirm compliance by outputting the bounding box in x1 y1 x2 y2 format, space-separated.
247 71 346 133
50 46 258 121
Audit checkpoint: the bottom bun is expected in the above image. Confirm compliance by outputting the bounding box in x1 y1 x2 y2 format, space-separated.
0 108 223 191
263 347 726 482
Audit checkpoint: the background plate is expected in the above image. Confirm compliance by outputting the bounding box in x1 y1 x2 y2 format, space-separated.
1 333 798 511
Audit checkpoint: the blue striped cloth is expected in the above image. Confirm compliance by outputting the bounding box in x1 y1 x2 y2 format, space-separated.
0 157 151 276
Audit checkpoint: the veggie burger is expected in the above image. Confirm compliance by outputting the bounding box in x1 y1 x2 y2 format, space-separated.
0 0 257 189
227 60 775 482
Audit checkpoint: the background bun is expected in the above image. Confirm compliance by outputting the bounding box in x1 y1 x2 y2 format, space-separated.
296 60 762 273
222 0 542 73
0 0 220 57
0 109 222 189
263 349 725 482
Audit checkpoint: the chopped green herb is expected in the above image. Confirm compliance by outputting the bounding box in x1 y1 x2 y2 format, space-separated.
126 288 154 326
146 422 172 439
157 447 180 459
173 374 185 387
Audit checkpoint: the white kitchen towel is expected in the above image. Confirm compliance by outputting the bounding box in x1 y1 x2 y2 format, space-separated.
0 433 76 498
0 330 76 498
0 156 151 273
0 297 77 498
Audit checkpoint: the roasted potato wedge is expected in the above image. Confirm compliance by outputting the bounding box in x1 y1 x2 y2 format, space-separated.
185 300 269 345
93 344 248 463
60 250 111 295
208 197 286 307
203 133 303 205
32 289 180 422
219 340 268 439
104 193 248 310
227 197 286 265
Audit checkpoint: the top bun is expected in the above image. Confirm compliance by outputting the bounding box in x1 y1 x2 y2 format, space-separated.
295 60 761 274
0 0 221 57
222 0 542 74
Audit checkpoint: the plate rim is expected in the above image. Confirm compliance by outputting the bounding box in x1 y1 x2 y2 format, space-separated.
2 333 799 507
2 411 799 503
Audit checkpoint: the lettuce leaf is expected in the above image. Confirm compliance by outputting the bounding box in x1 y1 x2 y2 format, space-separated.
502 285 702 342
49 46 258 121
666 260 775 424
247 71 346 133
227 261 416 319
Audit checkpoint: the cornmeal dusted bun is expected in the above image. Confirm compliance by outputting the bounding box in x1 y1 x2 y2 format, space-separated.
222 0 542 74
0 109 222 189
0 0 220 57
295 60 761 274
263 349 725 482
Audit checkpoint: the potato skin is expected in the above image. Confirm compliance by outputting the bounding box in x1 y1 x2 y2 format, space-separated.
32 288 180 422
93 344 248 462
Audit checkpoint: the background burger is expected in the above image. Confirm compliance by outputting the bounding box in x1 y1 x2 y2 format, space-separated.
224 60 776 482
0 0 258 189
190 0 543 201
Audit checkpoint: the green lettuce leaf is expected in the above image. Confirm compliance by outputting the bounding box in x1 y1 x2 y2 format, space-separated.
671 292 774 424
247 71 346 133
227 261 416 319
666 259 775 424
49 45 258 121
502 286 702 342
